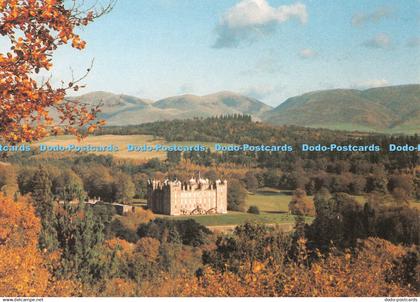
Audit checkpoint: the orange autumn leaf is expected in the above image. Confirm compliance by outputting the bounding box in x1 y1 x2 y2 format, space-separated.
0 0 109 144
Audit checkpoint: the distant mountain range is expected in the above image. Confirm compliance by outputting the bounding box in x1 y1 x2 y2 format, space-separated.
72 84 420 133
70 91 272 125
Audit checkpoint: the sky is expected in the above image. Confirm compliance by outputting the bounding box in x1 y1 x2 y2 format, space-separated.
26 0 420 106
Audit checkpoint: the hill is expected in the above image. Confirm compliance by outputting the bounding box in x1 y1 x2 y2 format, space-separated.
264 84 420 133
70 91 272 125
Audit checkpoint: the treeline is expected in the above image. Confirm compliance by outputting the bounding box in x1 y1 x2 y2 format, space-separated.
94 114 362 144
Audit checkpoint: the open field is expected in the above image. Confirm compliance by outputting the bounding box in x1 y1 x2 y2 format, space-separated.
245 188 296 213
35 135 166 160
34 135 227 160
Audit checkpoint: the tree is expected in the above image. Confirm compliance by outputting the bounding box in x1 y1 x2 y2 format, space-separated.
177 237 417 297
263 169 282 188
55 203 106 283
0 194 78 296
113 172 135 204
17 166 37 194
388 174 414 202
366 166 388 194
244 171 258 193
227 179 247 211
0 0 113 144
307 192 369 249
247 205 260 214
80 164 114 202
0 163 17 196
137 219 211 247
288 189 315 216
31 166 58 251
91 203 116 239
53 169 86 202
132 173 148 199
135 237 160 262
203 222 291 274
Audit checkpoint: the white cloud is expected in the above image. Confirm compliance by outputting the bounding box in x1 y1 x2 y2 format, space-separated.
362 33 391 49
299 48 317 59
352 6 393 27
353 79 389 89
213 0 308 48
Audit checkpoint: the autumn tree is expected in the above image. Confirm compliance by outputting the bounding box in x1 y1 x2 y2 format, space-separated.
175 238 417 297
113 172 135 204
78 164 114 201
288 189 315 217
0 162 17 196
0 194 78 296
53 169 86 202
388 174 414 202
0 0 113 144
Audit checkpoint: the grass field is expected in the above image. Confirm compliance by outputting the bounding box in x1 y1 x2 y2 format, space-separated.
35 135 226 160
245 188 296 213
35 135 166 160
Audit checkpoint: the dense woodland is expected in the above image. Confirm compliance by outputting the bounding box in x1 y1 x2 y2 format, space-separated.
0 116 419 296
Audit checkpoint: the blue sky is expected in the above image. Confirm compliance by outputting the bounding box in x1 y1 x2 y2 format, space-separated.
51 0 420 106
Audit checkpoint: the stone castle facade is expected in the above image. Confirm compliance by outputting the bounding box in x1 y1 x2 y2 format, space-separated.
147 177 228 216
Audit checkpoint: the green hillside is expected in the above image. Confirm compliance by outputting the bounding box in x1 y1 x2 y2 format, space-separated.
264 84 420 133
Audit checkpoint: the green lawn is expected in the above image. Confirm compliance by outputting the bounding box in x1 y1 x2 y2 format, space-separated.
245 189 296 213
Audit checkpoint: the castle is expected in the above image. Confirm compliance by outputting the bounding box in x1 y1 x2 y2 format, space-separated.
147 177 227 216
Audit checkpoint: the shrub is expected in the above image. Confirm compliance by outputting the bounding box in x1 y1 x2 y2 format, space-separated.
247 206 260 214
